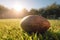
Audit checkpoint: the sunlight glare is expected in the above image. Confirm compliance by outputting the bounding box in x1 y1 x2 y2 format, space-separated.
13 2 24 12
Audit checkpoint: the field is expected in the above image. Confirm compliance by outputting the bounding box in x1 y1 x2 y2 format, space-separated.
0 19 60 40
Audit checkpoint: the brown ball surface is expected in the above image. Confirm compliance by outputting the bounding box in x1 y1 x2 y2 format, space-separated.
20 15 50 33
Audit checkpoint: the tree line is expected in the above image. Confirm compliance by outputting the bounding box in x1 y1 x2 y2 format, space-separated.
0 3 60 19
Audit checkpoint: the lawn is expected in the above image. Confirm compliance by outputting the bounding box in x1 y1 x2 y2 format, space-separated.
0 19 60 40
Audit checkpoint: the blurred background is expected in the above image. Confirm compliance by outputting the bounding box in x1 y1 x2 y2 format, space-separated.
0 0 60 19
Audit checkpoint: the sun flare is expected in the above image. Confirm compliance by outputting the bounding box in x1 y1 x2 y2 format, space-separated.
13 3 24 12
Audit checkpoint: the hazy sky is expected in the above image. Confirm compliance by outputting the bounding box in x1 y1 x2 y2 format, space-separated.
0 0 60 10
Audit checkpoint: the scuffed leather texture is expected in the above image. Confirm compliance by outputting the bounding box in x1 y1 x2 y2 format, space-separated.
20 15 50 33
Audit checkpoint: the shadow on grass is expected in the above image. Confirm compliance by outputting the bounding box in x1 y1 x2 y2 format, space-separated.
23 30 60 40
42 30 60 40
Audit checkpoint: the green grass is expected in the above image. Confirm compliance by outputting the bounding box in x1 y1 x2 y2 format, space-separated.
0 19 60 40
